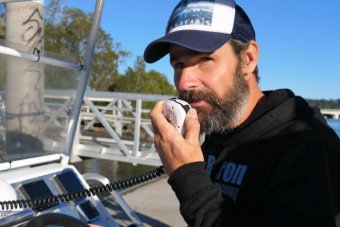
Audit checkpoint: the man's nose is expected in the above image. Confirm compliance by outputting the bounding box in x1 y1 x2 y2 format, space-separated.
176 66 200 92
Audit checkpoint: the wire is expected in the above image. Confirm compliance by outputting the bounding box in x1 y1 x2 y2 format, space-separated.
0 166 165 211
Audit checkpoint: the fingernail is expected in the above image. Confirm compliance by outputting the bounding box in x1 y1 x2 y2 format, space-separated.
188 108 197 118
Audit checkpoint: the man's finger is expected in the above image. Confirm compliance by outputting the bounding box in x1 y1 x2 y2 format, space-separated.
184 108 200 142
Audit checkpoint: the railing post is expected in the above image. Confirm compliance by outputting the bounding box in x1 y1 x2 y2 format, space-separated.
133 99 142 160
116 99 123 136
83 97 130 156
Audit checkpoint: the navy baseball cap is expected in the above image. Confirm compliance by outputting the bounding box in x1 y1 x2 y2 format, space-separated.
144 0 256 63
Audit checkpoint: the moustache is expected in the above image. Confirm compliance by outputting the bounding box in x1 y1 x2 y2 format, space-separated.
179 90 222 109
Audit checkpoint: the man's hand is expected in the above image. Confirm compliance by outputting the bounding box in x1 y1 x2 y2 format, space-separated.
149 100 204 175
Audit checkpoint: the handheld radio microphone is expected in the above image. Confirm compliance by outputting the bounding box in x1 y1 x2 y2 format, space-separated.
162 98 191 135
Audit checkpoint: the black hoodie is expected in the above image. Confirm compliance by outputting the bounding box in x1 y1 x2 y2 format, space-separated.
168 89 340 227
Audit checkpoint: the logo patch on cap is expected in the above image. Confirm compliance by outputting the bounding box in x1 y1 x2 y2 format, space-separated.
166 0 235 34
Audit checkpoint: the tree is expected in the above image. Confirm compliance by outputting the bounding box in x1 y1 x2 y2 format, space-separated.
44 0 130 90
307 99 340 109
0 1 175 95
0 4 5 39
109 56 176 96
108 56 176 114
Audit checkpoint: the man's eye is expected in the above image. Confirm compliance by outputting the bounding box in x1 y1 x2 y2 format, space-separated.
201 57 213 63
174 62 184 69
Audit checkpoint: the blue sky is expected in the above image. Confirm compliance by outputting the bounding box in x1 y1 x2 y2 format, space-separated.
65 0 340 99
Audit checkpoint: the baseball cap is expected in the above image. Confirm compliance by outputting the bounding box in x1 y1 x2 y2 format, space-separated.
144 0 256 63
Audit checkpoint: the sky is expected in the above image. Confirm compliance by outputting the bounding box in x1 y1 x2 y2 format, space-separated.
64 0 340 100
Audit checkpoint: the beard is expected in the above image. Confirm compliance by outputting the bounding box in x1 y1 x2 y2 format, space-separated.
178 64 249 135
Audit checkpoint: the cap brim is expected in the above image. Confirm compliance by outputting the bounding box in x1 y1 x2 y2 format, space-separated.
144 30 231 63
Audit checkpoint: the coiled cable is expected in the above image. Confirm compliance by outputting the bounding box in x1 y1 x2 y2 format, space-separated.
0 166 165 211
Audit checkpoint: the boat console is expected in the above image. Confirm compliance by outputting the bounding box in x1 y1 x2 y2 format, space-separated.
0 163 120 226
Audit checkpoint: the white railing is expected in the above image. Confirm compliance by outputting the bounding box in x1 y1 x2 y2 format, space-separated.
70 95 340 166
1 89 338 168
71 91 173 166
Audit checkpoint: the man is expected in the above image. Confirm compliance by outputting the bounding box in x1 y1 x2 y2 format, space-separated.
144 0 340 226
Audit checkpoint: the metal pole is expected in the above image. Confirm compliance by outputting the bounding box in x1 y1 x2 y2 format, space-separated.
63 0 105 161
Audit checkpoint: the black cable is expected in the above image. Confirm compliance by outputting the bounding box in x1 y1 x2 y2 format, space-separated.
0 166 165 211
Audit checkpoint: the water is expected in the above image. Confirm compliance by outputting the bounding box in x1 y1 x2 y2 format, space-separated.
327 119 340 137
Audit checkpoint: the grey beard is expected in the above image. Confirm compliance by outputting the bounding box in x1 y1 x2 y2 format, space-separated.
179 67 249 135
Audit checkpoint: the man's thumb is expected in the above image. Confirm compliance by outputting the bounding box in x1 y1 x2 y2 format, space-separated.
185 108 200 142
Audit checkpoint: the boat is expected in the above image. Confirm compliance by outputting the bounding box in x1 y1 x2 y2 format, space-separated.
0 0 164 226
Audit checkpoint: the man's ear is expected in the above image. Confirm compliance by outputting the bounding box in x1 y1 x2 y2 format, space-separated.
242 40 259 76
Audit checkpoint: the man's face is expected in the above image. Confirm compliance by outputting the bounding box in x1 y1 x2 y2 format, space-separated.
169 42 250 134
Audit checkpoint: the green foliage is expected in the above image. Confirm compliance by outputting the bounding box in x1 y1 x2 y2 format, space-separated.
0 4 4 39
108 56 176 113
44 0 130 90
109 56 176 96
0 1 175 95
44 0 174 94
306 99 340 109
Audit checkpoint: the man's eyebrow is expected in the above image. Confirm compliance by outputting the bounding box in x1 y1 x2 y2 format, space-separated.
170 49 207 63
